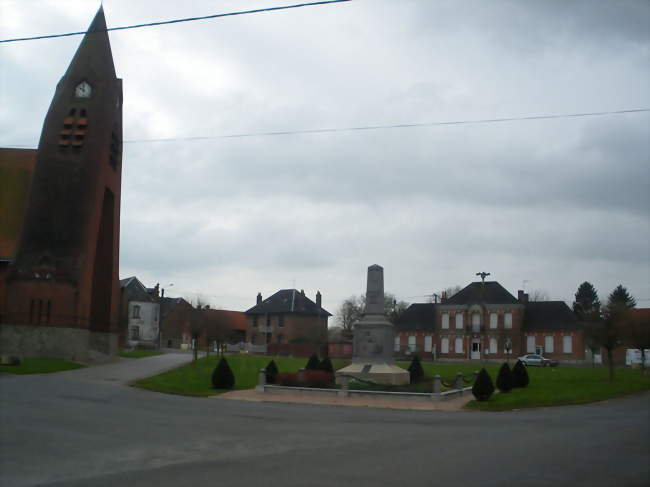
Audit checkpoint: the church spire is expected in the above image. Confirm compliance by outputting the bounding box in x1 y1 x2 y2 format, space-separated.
62 5 116 82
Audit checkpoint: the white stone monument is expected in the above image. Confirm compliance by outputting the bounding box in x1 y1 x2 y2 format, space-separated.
336 265 409 385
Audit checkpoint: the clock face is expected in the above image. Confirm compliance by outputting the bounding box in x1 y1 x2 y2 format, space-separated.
75 81 92 98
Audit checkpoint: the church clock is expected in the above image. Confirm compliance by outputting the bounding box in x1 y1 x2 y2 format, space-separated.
75 81 92 98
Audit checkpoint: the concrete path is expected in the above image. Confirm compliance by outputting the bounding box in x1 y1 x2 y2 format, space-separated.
220 388 474 411
55 350 202 385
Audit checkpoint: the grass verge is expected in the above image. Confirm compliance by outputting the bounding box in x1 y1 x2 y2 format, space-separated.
0 358 85 375
134 354 350 396
465 366 650 411
118 350 164 359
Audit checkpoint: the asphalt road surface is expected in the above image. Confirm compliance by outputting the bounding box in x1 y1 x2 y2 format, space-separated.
1 354 648 487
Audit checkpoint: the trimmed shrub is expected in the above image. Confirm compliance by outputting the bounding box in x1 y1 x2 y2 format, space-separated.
302 370 334 388
407 355 425 384
265 359 279 384
512 360 530 388
318 356 334 374
211 357 235 389
472 368 495 401
305 353 320 370
496 362 513 393
276 372 301 387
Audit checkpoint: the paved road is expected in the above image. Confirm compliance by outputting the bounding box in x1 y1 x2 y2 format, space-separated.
1 357 648 487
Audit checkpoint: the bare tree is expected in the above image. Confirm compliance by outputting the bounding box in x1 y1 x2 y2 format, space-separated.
336 293 409 331
439 285 461 300
621 312 650 375
529 289 550 302
189 298 208 362
204 311 230 358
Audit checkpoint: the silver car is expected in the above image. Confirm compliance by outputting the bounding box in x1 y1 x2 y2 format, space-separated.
517 354 559 367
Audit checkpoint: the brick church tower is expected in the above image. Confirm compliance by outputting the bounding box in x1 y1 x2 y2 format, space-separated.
2 7 122 360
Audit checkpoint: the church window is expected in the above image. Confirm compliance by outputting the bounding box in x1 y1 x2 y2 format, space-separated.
59 108 88 149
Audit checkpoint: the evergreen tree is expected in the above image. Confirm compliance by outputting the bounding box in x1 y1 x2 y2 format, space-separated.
265 359 279 384
318 356 334 374
496 362 513 393
472 368 495 401
407 355 424 384
512 360 529 388
305 353 320 370
211 357 235 389
573 282 601 321
607 285 636 309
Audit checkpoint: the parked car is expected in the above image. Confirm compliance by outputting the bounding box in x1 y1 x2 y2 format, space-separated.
517 354 559 367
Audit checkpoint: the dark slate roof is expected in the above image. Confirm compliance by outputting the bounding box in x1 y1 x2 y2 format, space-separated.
160 297 193 320
394 303 437 331
523 301 582 331
445 281 519 305
245 289 331 317
119 276 153 302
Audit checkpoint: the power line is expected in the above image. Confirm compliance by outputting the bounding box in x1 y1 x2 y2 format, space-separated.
120 107 650 144
0 0 351 44
3 107 647 149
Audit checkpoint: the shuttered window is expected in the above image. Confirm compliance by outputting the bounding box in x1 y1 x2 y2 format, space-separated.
490 313 498 329
455 313 464 329
527 335 536 353
442 313 449 329
424 335 432 352
441 337 449 354
455 337 463 353
563 335 572 353
504 312 513 329
545 335 554 353
490 337 497 354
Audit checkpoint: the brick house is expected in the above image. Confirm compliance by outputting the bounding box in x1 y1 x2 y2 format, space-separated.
245 289 330 353
395 281 585 363
159 297 194 349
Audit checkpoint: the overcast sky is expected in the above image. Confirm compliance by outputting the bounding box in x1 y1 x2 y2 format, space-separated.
1 0 649 318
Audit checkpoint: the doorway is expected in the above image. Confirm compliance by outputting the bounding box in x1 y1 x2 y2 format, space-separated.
471 339 481 360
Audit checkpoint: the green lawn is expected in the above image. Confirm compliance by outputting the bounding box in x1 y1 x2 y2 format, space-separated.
0 358 85 375
134 354 350 397
118 350 164 359
465 366 650 411
134 355 650 408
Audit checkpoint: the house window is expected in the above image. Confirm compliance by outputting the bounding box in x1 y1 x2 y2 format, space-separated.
504 337 512 354
563 335 572 354
442 313 449 329
490 337 497 354
278 314 284 327
471 313 480 332
441 337 449 354
545 335 554 353
408 335 416 352
131 326 140 340
132 305 141 319
455 337 463 353
455 313 463 330
277 334 284 344
536 345 544 355
527 335 536 353
504 312 513 329
424 335 432 352
394 335 400 352
490 313 497 329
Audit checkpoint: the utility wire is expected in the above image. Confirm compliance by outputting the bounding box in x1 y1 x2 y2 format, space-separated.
121 108 650 144
0 0 351 44
3 108 648 149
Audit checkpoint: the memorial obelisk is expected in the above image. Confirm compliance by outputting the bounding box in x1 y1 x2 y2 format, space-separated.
336 265 409 385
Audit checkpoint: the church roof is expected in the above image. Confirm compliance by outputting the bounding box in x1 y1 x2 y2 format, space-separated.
245 289 331 316
445 281 519 305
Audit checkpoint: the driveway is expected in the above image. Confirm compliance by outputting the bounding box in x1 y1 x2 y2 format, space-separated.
56 350 201 385
1 360 648 487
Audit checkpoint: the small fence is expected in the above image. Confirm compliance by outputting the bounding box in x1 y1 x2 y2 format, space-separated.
225 342 267 354
254 369 478 402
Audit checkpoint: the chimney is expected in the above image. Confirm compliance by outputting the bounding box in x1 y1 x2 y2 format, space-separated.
161 288 165 298
256 292 262 305
154 283 160 298
518 290 529 303
300 289 305 296
316 291 322 309
441 291 448 303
